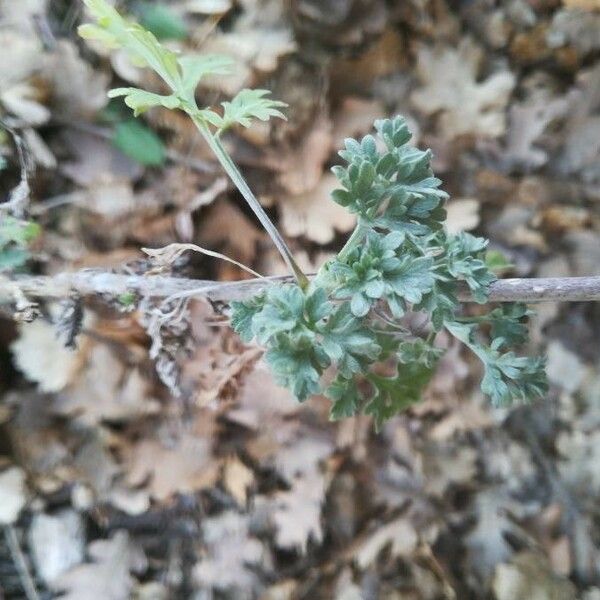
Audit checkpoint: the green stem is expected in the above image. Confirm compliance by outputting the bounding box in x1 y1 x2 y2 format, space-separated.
190 115 309 289
337 219 368 262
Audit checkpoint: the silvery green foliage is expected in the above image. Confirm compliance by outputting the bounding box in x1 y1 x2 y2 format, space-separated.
232 117 547 428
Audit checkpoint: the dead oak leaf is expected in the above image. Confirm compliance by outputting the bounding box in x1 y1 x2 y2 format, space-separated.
331 97 386 149
270 470 328 552
503 91 571 171
411 38 515 139
493 551 577 600
354 517 419 569
555 63 600 182
274 112 334 196
55 531 146 600
279 173 356 244
193 511 266 593
124 420 219 501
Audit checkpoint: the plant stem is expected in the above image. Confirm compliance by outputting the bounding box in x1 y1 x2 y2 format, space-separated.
337 219 368 262
191 116 309 289
6 273 600 304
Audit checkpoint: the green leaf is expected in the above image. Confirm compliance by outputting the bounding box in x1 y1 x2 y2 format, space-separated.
445 320 547 407
80 0 181 90
326 376 361 420
250 284 307 344
139 3 188 40
365 346 439 429
112 120 166 166
179 54 234 97
265 334 327 401
488 303 531 348
0 247 29 272
0 217 41 246
439 232 496 303
318 302 381 378
230 294 266 343
108 88 180 116
485 249 514 274
218 89 287 131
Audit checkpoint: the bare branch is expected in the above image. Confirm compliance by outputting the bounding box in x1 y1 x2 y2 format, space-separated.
2 271 600 306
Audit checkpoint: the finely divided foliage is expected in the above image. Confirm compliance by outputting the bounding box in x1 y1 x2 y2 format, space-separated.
232 117 547 427
81 0 547 428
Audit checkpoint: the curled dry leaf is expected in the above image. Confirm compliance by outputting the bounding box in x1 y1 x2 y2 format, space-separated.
411 38 515 139
355 517 418 569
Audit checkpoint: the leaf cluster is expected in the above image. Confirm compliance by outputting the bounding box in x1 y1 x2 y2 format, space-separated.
232 116 547 427
79 0 286 132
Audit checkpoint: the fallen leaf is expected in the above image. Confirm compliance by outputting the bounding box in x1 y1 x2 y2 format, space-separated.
275 111 333 195
223 455 254 506
55 531 147 600
445 199 481 234
11 317 86 393
279 173 356 244
0 466 27 525
28 510 85 586
355 517 418 569
493 551 577 600
331 97 386 149
193 511 265 593
411 38 515 138
124 419 219 501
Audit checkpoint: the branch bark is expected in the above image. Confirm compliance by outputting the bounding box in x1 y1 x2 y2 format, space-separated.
2 270 600 305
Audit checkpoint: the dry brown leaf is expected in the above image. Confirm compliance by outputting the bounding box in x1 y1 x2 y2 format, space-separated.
55 531 147 600
279 173 356 244
556 64 600 182
445 199 481 234
227 364 300 430
46 40 109 119
466 488 532 578
193 511 266 593
331 97 385 152
11 317 87 393
198 0 295 95
124 419 219 501
270 470 328 551
421 444 478 496
503 91 570 171
28 510 85 586
52 344 161 425
275 112 333 195
198 199 264 280
223 455 254 506
411 38 515 138
493 552 577 600
355 517 418 569
0 466 27 525
562 0 600 8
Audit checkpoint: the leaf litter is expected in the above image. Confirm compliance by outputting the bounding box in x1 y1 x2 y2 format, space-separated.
1 0 600 598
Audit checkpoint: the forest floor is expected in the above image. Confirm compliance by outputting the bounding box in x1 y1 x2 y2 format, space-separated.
1 1 600 598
